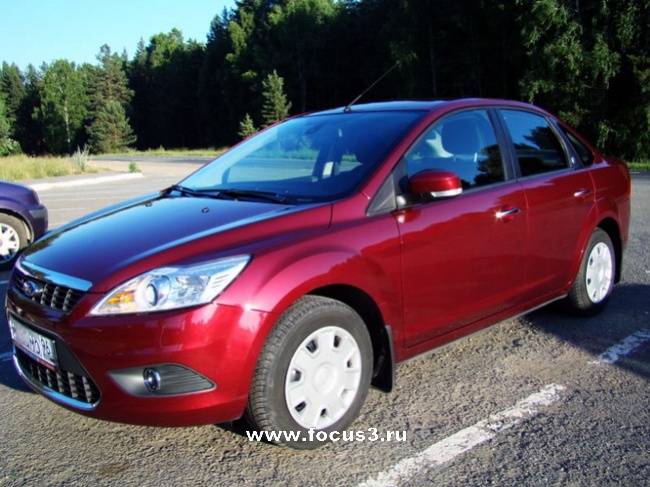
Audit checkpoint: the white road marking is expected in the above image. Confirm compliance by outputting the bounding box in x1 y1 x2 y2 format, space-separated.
359 327 650 487
358 384 566 487
1 351 13 362
29 172 143 191
591 329 650 364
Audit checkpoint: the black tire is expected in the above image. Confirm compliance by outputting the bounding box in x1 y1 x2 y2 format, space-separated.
0 214 28 271
566 228 615 316
246 296 373 449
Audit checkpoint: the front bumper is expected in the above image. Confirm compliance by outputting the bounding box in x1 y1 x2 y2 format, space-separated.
6 285 277 427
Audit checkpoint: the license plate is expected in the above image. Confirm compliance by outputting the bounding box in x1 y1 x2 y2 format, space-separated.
8 316 58 369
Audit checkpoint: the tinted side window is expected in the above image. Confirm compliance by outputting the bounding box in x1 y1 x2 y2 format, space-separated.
406 110 505 189
501 110 570 176
562 129 595 166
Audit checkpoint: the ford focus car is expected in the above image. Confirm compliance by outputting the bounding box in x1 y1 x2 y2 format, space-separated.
6 99 630 449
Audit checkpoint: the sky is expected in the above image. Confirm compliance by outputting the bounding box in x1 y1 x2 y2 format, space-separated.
1 0 235 70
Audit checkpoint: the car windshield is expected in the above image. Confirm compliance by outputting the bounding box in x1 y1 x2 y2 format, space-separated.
179 111 424 203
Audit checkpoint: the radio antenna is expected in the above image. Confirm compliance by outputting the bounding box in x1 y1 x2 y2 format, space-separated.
344 61 400 112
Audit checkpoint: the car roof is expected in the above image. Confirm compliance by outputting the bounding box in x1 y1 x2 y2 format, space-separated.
309 98 545 116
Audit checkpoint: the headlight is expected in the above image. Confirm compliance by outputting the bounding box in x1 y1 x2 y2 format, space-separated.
90 255 250 315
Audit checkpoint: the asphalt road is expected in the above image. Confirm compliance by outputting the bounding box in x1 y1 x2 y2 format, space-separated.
1 162 648 487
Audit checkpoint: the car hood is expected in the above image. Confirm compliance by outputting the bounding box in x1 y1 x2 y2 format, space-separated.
22 193 331 291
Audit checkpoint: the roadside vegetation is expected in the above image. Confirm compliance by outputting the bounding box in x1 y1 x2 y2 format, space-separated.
104 148 226 158
0 144 99 180
0 154 96 181
629 161 650 172
0 148 225 182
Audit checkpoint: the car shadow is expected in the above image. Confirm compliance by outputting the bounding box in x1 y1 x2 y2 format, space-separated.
524 282 650 381
0 277 33 393
0 342 34 394
0 350 34 393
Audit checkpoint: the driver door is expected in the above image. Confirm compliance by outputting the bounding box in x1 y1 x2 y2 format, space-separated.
397 109 528 347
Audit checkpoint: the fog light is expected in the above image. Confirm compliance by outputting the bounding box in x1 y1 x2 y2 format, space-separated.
109 363 216 397
143 368 162 392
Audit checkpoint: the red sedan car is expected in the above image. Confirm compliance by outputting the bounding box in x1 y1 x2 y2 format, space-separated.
6 99 630 449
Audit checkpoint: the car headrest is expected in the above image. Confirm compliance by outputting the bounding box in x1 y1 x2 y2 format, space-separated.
442 119 480 155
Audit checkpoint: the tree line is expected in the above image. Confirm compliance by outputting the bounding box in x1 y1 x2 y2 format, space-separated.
1 0 649 160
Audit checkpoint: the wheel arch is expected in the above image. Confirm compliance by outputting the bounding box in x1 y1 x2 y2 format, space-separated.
309 284 395 393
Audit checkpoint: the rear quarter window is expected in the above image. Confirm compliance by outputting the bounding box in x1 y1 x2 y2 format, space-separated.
561 128 595 166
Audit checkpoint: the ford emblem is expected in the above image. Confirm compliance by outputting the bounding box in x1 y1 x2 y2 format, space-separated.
21 280 43 298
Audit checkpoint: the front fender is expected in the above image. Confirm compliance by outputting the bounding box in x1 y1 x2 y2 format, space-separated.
217 214 404 343
235 248 401 322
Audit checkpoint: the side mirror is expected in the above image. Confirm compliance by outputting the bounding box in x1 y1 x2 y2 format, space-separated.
409 169 462 198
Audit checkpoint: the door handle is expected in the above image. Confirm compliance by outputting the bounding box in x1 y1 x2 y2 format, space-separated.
496 207 521 222
574 189 591 200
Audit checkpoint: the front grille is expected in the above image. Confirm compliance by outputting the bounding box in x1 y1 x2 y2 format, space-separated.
15 348 101 406
12 267 85 313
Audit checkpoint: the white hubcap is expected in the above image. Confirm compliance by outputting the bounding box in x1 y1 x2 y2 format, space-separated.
285 326 362 429
0 223 20 262
585 242 613 303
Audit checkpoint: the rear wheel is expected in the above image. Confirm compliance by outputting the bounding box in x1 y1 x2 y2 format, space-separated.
0 214 28 270
246 296 373 449
566 228 615 316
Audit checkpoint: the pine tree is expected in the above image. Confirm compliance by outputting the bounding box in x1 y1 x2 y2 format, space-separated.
261 70 291 127
0 97 9 140
268 0 339 111
87 45 136 153
88 100 136 153
198 8 237 146
0 63 26 131
128 30 204 149
16 65 46 155
238 113 257 139
0 97 20 155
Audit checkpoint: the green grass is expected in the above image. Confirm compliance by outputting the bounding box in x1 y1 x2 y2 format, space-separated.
627 160 650 172
104 148 227 157
0 154 101 182
0 149 227 182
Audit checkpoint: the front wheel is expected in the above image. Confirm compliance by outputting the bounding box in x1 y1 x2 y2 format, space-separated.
0 214 28 271
566 228 615 316
246 296 373 449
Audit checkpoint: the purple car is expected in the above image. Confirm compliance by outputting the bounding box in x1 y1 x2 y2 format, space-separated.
0 181 48 270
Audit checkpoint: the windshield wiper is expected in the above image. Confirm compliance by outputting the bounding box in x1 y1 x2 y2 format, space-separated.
166 184 219 198
167 185 292 204
217 189 292 204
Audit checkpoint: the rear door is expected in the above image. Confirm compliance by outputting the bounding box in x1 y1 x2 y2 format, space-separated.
498 108 595 298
